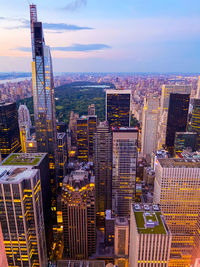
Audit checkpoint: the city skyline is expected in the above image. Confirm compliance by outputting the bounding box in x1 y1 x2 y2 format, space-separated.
1 0 200 72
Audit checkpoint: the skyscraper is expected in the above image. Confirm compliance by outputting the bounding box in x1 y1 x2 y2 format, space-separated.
57 132 68 190
77 116 89 162
0 102 21 160
174 132 197 154
2 153 52 254
30 4 58 214
154 157 200 266
18 104 32 138
165 93 190 153
0 223 8 267
30 4 57 166
0 165 48 266
62 170 96 259
114 217 129 267
94 121 112 226
112 127 138 217
129 204 171 267
106 89 131 127
88 115 97 160
157 85 191 149
141 95 160 161
190 98 200 149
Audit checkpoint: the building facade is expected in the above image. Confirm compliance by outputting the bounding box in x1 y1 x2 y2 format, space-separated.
88 115 97 160
165 93 190 154
62 170 96 259
94 121 112 226
129 203 171 267
154 158 200 266
0 102 21 160
189 98 200 149
77 116 89 162
157 85 191 150
112 127 138 217
106 89 131 127
0 165 47 266
141 95 160 162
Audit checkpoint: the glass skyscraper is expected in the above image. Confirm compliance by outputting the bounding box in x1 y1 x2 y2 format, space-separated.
30 5 58 212
0 102 21 160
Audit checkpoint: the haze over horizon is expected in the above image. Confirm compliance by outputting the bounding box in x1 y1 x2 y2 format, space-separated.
1 0 200 73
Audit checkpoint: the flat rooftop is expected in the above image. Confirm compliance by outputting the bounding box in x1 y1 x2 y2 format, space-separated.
133 204 168 235
57 132 66 139
158 157 200 168
0 166 38 184
57 260 105 267
2 153 47 166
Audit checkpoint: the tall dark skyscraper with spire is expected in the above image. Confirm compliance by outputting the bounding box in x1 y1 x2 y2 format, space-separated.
30 5 58 212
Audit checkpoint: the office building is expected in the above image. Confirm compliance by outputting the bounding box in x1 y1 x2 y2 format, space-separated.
57 121 67 133
106 89 131 127
157 85 191 150
77 116 89 162
190 98 200 149
2 153 52 253
141 95 160 162
174 132 197 154
114 217 129 267
0 102 21 160
0 165 47 266
62 170 96 259
94 121 112 225
154 157 200 266
129 204 171 267
0 223 8 267
57 260 106 267
112 127 138 217
88 104 96 116
88 115 97 160
57 132 67 190
165 93 190 154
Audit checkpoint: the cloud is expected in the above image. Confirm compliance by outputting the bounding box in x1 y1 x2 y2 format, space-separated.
1 17 92 31
15 43 111 52
64 0 87 11
52 44 111 51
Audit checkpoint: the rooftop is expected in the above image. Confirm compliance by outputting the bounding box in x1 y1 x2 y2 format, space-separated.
2 153 46 166
133 204 168 235
158 157 200 168
106 89 131 94
57 132 66 139
0 166 38 184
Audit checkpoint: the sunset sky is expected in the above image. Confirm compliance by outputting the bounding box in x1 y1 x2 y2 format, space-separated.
1 0 200 72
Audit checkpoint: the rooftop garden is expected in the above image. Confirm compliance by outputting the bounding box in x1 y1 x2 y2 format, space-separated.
2 154 42 166
134 211 166 234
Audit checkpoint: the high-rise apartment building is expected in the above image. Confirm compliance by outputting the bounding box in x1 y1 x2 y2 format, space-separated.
0 165 48 266
30 6 57 166
94 121 112 226
2 153 52 254
129 203 171 267
114 217 129 267
165 93 190 154
106 89 131 127
141 95 160 161
190 98 200 149
77 116 89 162
30 4 58 216
112 127 138 217
62 170 96 259
0 102 21 160
154 157 200 266
88 115 97 160
157 85 191 150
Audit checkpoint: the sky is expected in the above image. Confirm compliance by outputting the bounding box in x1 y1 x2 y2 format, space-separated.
1 0 200 73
